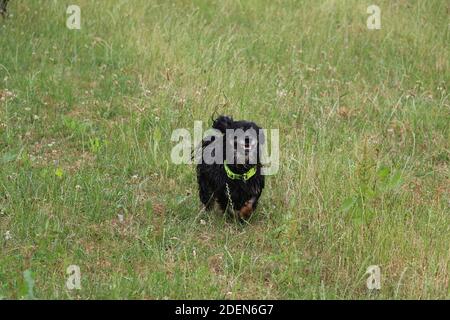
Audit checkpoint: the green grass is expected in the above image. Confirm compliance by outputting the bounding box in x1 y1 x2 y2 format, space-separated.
0 0 449 299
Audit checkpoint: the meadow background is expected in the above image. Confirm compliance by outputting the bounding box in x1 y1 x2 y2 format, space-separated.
0 0 448 299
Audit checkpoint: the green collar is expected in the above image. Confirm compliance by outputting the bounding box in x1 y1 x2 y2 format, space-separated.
224 160 257 181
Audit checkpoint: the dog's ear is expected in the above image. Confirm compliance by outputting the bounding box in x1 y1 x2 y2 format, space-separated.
212 115 233 134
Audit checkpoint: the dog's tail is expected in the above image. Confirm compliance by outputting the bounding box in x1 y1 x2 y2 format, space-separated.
212 115 233 134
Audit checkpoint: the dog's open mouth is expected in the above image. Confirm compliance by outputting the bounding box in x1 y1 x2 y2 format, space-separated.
232 135 258 165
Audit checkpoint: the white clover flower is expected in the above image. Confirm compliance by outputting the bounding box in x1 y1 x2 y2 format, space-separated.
276 88 287 98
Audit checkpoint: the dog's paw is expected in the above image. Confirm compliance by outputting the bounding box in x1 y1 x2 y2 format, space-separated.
238 198 256 220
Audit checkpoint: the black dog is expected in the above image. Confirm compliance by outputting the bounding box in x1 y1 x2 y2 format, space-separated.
196 115 265 220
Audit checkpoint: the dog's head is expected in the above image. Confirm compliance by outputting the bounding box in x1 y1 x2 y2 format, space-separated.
212 115 264 171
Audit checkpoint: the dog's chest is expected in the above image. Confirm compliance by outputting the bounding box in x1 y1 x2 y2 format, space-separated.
229 178 261 198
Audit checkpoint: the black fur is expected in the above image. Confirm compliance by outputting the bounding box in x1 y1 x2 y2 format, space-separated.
196 115 265 220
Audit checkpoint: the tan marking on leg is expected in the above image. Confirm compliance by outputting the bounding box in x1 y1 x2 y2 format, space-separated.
238 198 256 220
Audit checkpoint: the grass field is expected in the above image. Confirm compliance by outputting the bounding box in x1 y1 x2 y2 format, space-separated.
0 0 449 299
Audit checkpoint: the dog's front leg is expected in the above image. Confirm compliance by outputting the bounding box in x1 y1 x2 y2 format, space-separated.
238 197 257 220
